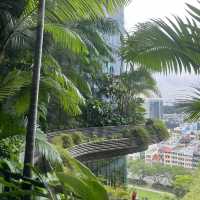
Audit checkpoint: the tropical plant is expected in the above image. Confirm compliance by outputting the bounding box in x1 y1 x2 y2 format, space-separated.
0 0 133 199
177 87 200 122
121 2 200 122
121 16 200 74
0 152 109 200
123 127 150 151
0 0 130 180
80 98 124 127
91 69 158 126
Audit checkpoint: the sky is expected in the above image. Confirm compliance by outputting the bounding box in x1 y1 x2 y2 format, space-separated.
124 0 200 99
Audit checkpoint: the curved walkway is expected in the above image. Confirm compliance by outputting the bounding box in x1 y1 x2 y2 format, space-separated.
48 126 162 162
69 137 145 161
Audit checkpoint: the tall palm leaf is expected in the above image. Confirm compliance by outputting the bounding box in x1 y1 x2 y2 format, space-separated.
0 0 129 57
121 1 200 74
55 149 109 200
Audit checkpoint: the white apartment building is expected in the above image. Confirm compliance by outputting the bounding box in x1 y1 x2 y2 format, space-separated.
144 133 200 169
159 146 194 169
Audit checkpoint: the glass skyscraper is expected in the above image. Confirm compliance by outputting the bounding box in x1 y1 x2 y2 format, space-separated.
145 99 164 119
104 8 124 75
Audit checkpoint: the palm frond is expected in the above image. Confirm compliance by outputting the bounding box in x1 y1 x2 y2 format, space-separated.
121 19 200 74
0 70 31 102
45 23 88 54
35 129 62 166
74 17 120 35
41 70 85 115
178 87 200 122
121 68 159 96
21 0 38 19
65 66 92 97
46 0 129 22
186 2 200 23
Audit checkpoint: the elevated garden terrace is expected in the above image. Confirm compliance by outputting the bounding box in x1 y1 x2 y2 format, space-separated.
48 122 168 186
48 121 169 161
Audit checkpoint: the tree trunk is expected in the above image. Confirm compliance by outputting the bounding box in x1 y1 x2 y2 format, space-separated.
22 0 45 197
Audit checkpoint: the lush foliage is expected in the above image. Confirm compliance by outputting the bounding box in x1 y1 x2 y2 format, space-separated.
0 0 133 199
79 69 158 127
0 0 188 198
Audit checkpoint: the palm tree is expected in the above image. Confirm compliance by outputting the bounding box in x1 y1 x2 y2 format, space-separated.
121 2 200 121
0 0 131 186
0 0 131 199
0 0 130 183
23 0 46 184
0 1 127 132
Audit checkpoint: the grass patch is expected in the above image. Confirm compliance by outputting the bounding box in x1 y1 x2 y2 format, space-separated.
129 186 176 200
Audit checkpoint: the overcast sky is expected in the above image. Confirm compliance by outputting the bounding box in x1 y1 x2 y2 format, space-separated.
124 0 200 100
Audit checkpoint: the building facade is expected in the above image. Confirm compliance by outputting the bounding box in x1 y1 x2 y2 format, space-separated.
144 133 200 169
145 99 164 120
104 9 124 75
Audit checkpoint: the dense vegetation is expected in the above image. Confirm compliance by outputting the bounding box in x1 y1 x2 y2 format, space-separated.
0 0 134 199
50 119 169 153
0 0 167 199
2 0 200 199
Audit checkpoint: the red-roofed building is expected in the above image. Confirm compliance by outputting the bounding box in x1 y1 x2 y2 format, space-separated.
159 146 173 153
159 146 173 165
152 154 161 162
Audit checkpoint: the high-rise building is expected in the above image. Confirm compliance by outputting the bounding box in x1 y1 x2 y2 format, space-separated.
145 99 164 119
104 9 124 75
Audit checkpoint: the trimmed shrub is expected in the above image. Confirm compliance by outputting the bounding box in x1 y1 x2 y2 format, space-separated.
126 127 150 151
145 119 169 142
61 135 73 148
71 132 84 145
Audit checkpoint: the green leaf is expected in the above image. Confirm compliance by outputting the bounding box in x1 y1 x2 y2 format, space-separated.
0 70 31 102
